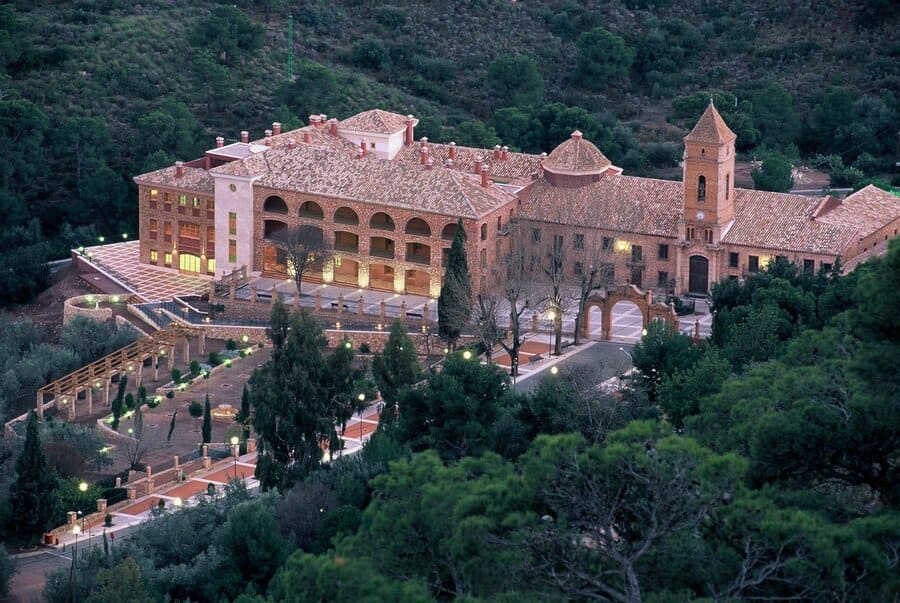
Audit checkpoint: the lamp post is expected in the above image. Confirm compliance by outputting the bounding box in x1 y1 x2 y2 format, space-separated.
230 436 239 479
546 310 556 357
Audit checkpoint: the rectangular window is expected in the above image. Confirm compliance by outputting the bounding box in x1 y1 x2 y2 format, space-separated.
631 245 643 262
574 261 583 276
179 194 187 206
497 216 502 232
206 226 215 243
553 234 564 252
150 188 158 198
192 196 201 208
822 262 832 272
163 222 172 243
729 252 739 268
602 237 613 251
229 212 237 236
686 226 695 241
207 198 215 211
228 240 237 263
532 228 541 243
658 244 669 260
149 249 158 263
630 267 643 289
574 233 585 250
748 255 760 273
207 258 216 274
704 229 713 244
601 262 615 285
803 259 815 274
149 219 158 239
164 252 172 267
657 271 669 288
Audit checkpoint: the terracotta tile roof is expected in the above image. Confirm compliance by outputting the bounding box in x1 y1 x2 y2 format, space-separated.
817 185 900 239
722 189 856 254
133 165 214 194
252 126 360 155
684 101 736 144
338 109 409 134
543 131 612 173
518 174 684 237
211 145 515 219
392 142 543 182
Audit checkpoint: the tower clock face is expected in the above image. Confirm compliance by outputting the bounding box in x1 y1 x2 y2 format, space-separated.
696 211 705 221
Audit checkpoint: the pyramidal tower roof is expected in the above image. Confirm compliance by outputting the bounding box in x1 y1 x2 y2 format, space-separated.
684 100 736 144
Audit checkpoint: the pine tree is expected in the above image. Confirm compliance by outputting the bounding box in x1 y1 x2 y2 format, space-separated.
10 411 58 540
372 320 421 427
202 395 212 443
438 218 472 350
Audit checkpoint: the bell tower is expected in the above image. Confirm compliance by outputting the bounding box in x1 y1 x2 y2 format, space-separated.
682 100 736 227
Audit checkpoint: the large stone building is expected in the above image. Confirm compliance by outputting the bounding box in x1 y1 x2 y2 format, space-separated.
134 104 900 298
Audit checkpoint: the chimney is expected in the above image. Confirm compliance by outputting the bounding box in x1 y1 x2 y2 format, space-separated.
492 144 501 160
264 129 272 139
404 114 415 145
360 138 368 157
448 141 457 161
444 158 454 169
328 118 338 136
425 157 434 170
272 122 282 136
501 145 509 160
215 136 224 148
204 156 211 170
287 141 296 150
481 168 490 187
303 130 312 144
571 130 583 140
175 161 184 178
419 144 429 165
356 148 364 160
240 131 249 144
474 155 483 175
308 115 320 127
320 114 327 123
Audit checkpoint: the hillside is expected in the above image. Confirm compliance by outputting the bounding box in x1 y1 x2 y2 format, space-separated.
0 0 897 300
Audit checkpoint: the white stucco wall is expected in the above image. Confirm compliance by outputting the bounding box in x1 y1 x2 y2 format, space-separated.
213 175 256 276
336 129 406 160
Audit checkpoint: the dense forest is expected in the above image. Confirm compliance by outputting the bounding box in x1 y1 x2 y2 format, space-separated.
1 238 891 601
1 0 899 302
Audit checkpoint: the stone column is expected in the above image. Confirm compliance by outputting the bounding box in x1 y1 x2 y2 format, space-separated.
97 499 107 514
247 438 257 453
401 301 407 321
337 294 344 317
422 303 429 324
115 477 122 488
271 286 278 306
173 455 180 470
136 361 143 387
67 392 76 421
153 354 159 381
86 387 93 416
199 333 206 357
229 282 236 300
531 312 538 333
379 301 386 320
126 487 136 500
393 270 405 294
67 511 77 526
357 297 364 316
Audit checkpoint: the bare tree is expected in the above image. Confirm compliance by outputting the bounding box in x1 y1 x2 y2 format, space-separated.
123 406 162 469
270 225 332 295
571 231 621 345
473 221 541 377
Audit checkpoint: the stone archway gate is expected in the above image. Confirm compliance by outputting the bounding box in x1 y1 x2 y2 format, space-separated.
580 284 680 340
31 324 205 423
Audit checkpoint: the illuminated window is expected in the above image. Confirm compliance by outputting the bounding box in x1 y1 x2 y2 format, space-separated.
334 256 342 267
149 249 158 263
229 212 237 235
207 258 216 274
228 240 237 263
164 252 172 267
179 253 201 273
192 197 201 208
150 189 158 198
179 194 187 206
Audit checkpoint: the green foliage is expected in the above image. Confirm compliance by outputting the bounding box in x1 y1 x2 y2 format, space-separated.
190 360 200 376
171 368 181 384
190 5 264 65
752 152 794 192
84 558 154 603
575 27 635 86
448 119 500 149
251 304 358 490
350 37 389 70
0 543 13 598
10 411 57 540
110 375 127 430
188 400 203 419
371 320 420 422
236 383 251 423
487 54 543 108
202 396 212 444
438 219 472 349
631 320 703 398
213 501 288 597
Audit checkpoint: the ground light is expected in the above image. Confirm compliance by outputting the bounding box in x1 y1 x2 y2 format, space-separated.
78 481 88 492
462 350 473 360
550 366 559 375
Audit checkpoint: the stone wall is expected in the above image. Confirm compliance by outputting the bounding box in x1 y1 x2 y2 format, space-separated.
63 294 128 325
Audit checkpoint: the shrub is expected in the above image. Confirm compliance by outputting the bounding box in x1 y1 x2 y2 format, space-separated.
207 483 216 496
190 360 200 376
359 342 371 354
124 393 135 410
374 5 406 27
209 351 221 366
165 390 175 399
104 513 113 527
226 339 237 351
171 368 181 383
350 37 389 70
188 400 204 419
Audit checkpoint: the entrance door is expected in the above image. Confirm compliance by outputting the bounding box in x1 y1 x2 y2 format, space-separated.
688 255 709 294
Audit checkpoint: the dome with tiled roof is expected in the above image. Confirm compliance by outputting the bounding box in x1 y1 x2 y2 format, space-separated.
542 131 612 187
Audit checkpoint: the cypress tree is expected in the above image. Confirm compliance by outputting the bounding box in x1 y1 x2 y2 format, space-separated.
372 320 421 427
167 411 177 442
10 411 57 540
202 395 212 443
111 375 127 429
237 384 251 423
438 218 472 350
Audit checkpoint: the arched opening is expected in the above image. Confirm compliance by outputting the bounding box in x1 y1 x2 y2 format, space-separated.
334 231 359 253
479 248 487 267
370 212 396 231
299 200 324 220
405 269 430 296
405 218 431 237
369 263 394 291
587 305 603 339
263 219 288 239
725 174 730 200
370 236 395 259
480 223 487 241
262 196 288 214
697 175 706 202
333 257 359 287
406 242 431 265
611 300 644 343
688 255 709 294
334 206 359 225
441 222 458 241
